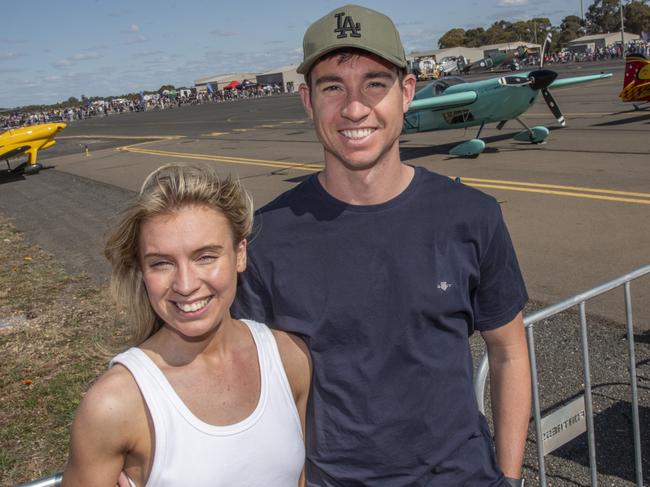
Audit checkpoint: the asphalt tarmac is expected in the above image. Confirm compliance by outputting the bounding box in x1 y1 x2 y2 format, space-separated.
1 59 648 485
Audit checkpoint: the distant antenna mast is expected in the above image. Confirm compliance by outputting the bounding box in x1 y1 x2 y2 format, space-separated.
540 31 552 68
619 0 625 55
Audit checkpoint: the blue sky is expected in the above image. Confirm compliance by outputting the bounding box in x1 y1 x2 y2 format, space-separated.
0 0 584 108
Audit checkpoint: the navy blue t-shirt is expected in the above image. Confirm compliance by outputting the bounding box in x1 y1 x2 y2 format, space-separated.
232 167 528 486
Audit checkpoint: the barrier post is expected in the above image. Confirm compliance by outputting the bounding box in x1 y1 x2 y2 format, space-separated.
624 282 644 487
579 302 598 486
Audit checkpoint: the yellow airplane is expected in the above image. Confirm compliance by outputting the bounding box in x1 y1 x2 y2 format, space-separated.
0 122 66 174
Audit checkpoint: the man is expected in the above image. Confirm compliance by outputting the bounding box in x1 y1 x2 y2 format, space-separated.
233 4 531 486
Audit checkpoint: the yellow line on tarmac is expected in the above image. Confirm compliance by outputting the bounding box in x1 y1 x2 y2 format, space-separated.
524 112 613 117
470 183 650 205
460 177 650 199
122 146 322 172
119 139 178 150
59 135 182 140
118 146 650 205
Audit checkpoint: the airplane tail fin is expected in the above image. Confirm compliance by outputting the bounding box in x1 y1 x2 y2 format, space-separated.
517 46 528 60
619 54 650 102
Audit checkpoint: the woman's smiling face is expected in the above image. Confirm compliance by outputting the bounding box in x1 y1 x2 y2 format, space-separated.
138 204 246 341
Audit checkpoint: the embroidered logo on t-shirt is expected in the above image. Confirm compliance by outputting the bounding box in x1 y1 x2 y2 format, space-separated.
437 281 453 291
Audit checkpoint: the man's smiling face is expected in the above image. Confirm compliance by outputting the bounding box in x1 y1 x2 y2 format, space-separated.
300 52 415 172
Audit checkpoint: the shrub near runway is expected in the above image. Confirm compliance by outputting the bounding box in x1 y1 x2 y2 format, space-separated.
0 215 126 485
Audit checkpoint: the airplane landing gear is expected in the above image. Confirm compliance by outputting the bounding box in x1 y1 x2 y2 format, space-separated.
449 122 487 157
513 117 549 144
24 163 43 175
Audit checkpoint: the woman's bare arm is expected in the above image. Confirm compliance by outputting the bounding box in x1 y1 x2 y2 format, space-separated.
62 366 148 487
274 330 313 487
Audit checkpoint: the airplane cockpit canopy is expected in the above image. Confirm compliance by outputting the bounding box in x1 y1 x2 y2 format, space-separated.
430 77 467 95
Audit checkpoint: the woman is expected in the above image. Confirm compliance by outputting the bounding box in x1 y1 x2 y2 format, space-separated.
63 164 311 486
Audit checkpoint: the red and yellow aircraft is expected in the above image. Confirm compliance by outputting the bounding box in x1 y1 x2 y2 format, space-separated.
0 122 66 174
619 53 650 110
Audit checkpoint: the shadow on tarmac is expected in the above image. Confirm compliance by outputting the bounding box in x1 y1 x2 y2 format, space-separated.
400 132 532 160
592 114 650 126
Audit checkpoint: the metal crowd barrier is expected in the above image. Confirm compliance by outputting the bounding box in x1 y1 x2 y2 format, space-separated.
474 263 650 487
15 473 62 487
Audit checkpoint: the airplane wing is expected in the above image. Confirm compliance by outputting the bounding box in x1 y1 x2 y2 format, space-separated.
408 91 478 112
549 73 612 89
0 144 31 160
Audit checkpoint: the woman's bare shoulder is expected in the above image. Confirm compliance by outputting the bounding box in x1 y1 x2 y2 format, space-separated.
74 363 146 437
64 363 149 486
271 330 311 395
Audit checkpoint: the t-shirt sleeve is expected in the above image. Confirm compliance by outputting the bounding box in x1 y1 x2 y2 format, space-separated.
232 253 275 326
473 204 528 331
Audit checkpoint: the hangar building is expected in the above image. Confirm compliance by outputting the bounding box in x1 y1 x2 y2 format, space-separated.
194 73 259 93
256 64 304 93
567 32 641 52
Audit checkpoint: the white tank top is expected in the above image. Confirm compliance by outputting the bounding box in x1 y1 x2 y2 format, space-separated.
110 319 305 486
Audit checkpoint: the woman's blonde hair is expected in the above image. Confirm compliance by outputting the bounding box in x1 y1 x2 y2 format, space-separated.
104 163 253 345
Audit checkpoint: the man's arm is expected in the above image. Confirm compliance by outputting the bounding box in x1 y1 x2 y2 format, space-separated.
481 311 531 479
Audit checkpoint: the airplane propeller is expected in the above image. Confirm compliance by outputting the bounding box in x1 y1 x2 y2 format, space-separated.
502 69 566 127
527 69 557 90
528 70 566 127
541 88 566 126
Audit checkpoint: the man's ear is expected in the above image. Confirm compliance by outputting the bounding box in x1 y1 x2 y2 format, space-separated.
299 82 314 120
401 74 417 113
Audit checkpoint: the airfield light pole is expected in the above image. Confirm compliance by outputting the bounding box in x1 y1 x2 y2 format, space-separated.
620 0 625 56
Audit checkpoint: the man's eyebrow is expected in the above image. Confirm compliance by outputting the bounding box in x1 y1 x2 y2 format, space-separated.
313 71 396 86
364 71 396 81
314 74 343 86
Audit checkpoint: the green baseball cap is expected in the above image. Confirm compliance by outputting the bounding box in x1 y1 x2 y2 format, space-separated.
297 4 407 75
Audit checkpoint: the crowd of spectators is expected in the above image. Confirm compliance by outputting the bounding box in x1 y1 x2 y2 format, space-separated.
542 40 648 65
1 82 291 131
1 98 141 130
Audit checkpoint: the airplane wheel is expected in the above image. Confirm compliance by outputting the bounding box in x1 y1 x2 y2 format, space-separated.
24 163 42 175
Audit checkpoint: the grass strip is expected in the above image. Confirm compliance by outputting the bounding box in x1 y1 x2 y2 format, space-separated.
0 215 127 485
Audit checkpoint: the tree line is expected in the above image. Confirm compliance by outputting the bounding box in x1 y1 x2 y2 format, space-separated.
438 0 650 50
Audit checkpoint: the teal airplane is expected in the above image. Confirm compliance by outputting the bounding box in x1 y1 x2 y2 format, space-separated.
403 69 612 156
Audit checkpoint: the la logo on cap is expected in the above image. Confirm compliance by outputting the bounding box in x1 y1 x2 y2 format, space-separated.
334 11 361 38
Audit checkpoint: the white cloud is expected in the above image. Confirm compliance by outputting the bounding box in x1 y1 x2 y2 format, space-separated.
135 50 165 57
0 52 24 61
126 35 148 44
49 51 102 69
51 59 72 69
71 52 101 61
497 0 528 5
129 24 140 32
209 30 237 38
